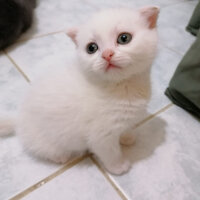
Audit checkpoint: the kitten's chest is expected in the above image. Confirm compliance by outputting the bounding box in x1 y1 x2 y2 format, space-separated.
92 96 147 133
92 97 145 133
85 76 150 127
106 98 146 120
99 80 149 118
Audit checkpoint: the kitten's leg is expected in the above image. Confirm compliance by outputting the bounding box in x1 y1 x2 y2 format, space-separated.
120 132 136 146
89 134 131 175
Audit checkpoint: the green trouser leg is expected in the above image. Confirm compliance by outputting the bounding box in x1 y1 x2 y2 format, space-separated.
165 1 200 119
165 31 200 118
186 1 200 36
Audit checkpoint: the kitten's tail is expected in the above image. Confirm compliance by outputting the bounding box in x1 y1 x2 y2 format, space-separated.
0 118 15 137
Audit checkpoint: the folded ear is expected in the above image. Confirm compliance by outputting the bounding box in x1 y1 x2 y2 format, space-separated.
140 6 160 29
67 28 78 45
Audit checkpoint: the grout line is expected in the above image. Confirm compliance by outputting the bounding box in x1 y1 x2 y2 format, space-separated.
4 51 31 83
90 156 128 200
132 103 173 130
10 154 89 200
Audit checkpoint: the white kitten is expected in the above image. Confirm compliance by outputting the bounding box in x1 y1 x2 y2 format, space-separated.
0 7 159 175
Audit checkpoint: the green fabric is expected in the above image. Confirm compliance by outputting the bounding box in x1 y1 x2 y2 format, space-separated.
165 1 200 118
186 1 200 36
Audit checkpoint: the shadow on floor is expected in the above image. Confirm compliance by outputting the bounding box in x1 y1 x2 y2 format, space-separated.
123 115 167 164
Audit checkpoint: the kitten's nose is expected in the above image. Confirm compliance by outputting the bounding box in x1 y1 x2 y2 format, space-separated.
102 49 114 62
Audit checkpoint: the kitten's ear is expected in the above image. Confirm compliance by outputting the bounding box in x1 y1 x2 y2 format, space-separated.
139 6 160 29
67 28 78 45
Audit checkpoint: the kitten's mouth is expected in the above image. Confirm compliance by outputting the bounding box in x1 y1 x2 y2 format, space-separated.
105 63 121 71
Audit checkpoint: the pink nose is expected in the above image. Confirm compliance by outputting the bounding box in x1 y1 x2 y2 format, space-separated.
102 49 114 62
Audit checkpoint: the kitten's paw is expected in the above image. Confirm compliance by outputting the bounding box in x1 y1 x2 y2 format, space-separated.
106 160 131 175
120 133 136 146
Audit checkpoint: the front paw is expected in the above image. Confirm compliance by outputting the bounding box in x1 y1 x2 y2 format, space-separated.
105 159 131 175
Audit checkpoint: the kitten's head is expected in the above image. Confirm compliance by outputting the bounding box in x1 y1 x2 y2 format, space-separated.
67 6 159 83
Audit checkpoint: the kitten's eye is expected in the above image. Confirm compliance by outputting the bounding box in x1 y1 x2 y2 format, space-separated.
117 33 132 45
86 42 98 54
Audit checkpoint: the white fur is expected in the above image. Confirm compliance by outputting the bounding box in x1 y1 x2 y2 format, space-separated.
0 7 159 175
0 118 15 136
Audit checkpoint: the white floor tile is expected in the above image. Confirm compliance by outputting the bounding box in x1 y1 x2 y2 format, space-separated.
22 0 98 39
109 106 200 200
7 33 75 81
22 158 121 200
148 45 182 113
0 137 62 200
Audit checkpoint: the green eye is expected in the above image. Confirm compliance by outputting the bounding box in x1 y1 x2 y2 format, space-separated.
86 42 98 54
117 33 132 45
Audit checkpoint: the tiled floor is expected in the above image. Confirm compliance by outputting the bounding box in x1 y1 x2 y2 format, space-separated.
0 0 199 200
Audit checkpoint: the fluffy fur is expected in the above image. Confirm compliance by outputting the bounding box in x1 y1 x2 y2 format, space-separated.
0 0 36 50
0 7 159 175
0 118 15 136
